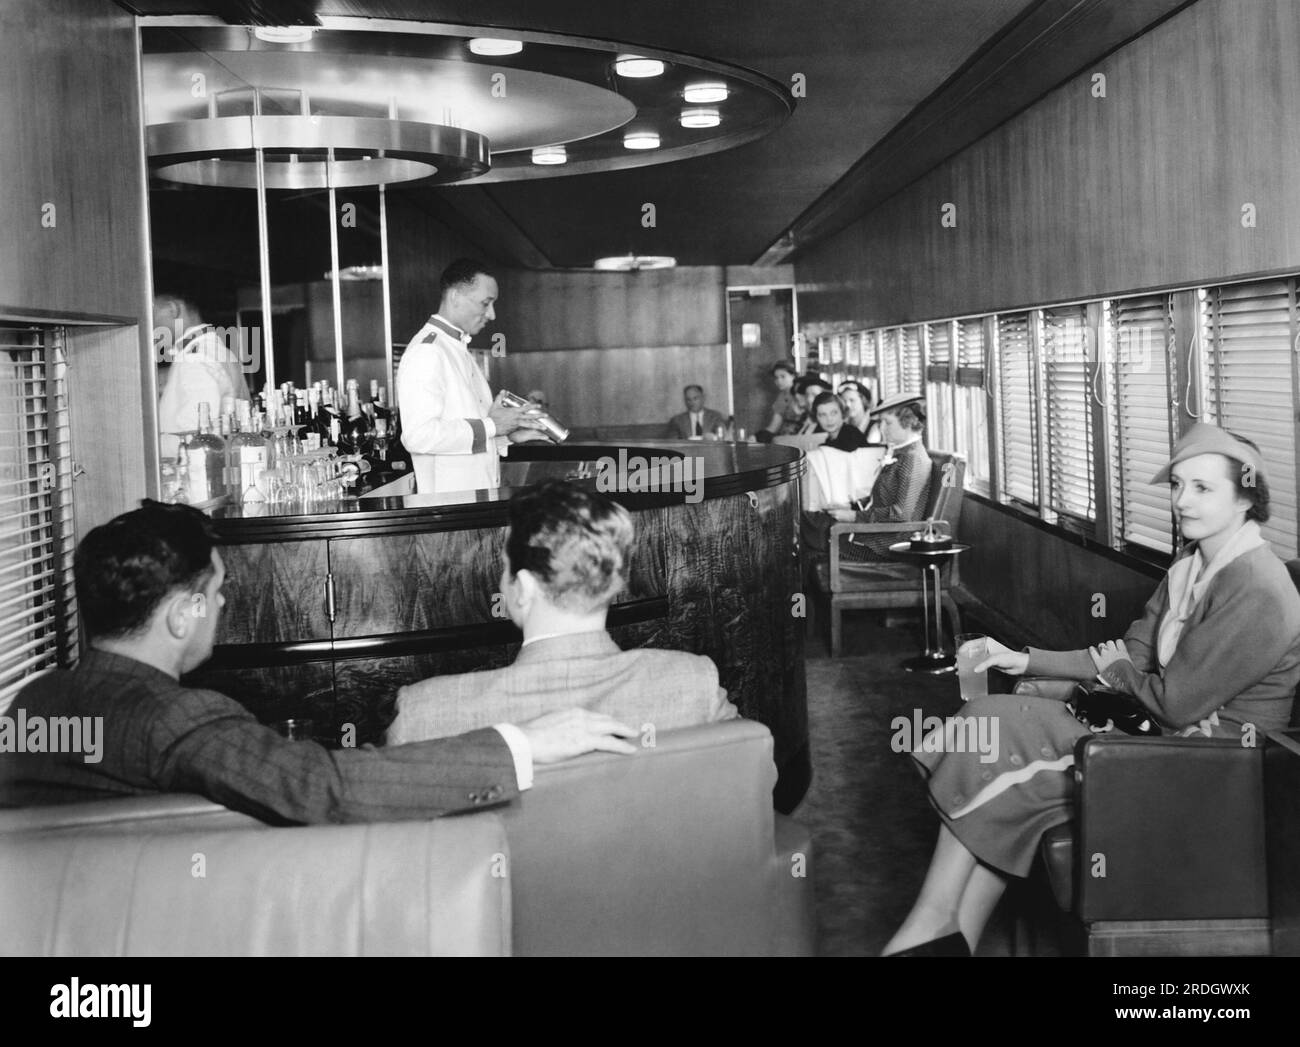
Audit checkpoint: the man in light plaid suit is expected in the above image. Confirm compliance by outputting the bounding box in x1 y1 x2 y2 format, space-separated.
387 481 738 745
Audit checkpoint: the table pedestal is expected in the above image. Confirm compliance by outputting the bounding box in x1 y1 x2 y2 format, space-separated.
887 542 969 675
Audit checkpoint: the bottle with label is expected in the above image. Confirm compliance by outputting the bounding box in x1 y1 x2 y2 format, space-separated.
227 402 269 507
183 402 228 505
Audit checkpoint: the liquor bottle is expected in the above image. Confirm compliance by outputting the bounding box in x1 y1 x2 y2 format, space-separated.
183 402 228 505
294 389 310 428
227 403 269 507
339 379 370 457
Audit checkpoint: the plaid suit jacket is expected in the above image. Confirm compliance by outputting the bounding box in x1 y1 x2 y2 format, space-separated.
386 631 739 745
0 650 518 824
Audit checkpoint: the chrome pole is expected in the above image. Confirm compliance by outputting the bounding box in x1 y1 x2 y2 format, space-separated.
379 182 394 406
254 145 276 393
327 147 345 390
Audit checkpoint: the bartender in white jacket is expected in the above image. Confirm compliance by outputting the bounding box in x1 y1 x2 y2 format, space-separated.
396 259 546 495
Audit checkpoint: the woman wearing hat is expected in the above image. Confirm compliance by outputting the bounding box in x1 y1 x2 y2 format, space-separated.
882 424 1300 956
806 392 933 562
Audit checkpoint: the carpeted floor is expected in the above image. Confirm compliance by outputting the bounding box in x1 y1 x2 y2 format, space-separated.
794 607 1045 957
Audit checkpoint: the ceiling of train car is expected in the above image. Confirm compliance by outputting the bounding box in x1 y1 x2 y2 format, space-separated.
119 0 1191 268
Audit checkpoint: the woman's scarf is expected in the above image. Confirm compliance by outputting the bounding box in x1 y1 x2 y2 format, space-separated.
1157 519 1265 669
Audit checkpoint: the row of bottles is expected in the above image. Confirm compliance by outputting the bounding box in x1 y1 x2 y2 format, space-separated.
165 378 408 508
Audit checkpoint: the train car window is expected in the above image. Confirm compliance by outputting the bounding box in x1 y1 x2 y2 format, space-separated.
996 312 1038 508
1203 278 1298 559
1042 305 1095 531
1108 294 1176 554
924 320 956 453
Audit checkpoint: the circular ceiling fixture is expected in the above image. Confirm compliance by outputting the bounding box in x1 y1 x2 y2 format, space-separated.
593 255 677 271
253 27 315 44
684 82 729 104
468 37 523 56
140 22 793 186
614 54 665 78
623 131 661 150
680 107 721 129
531 145 567 165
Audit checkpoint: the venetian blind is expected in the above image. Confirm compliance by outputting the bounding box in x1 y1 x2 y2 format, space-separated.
925 322 955 451
0 327 77 714
1041 305 1095 525
1110 294 1175 553
900 326 923 393
956 318 987 386
1203 278 1297 559
997 312 1037 505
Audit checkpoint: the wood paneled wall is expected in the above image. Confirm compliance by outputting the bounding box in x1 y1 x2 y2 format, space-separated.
0 0 151 525
488 266 730 428
796 0 1300 331
961 497 1162 651
493 267 726 351
492 345 730 431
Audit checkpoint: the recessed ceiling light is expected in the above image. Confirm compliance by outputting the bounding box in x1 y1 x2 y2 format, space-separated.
614 54 665 78
623 131 660 150
684 82 729 104
680 107 720 129
531 145 567 165
594 254 677 271
253 26 316 44
468 38 523 56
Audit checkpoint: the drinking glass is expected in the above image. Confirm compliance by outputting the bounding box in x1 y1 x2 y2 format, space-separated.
955 633 989 701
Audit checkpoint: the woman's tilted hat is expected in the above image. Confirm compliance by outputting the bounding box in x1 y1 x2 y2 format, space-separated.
869 392 926 418
1149 422 1267 484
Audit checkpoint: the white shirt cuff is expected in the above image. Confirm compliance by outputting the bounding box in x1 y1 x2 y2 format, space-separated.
492 723 534 790
482 416 497 441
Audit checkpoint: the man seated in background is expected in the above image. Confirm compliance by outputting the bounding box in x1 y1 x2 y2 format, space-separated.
667 384 727 439
387 481 738 744
0 502 636 823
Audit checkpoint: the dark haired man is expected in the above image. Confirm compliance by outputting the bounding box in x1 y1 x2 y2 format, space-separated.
387 481 737 743
0 502 636 822
396 258 547 496
668 385 726 440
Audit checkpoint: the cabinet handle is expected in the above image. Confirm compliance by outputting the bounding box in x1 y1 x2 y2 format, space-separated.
325 572 336 623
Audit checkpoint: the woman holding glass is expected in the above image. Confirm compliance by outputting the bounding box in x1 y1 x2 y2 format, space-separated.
883 424 1300 956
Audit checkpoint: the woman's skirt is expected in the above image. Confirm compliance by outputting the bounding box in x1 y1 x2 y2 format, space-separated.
911 692 1251 877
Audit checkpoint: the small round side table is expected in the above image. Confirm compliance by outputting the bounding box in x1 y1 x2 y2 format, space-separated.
886 541 970 673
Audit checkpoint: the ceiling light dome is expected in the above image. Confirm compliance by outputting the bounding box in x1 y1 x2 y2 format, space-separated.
684 82 729 104
614 54 665 78
468 38 523 56
594 254 677 271
531 145 567 165
253 27 316 44
623 130 660 150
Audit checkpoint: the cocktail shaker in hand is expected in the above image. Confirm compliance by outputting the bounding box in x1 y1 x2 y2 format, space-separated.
500 389 569 443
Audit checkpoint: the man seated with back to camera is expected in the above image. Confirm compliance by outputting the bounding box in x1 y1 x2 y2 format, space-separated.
0 502 637 823
802 393 934 562
387 481 739 744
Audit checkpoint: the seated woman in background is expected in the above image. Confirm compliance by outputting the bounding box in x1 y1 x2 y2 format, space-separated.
810 392 869 451
883 424 1300 956
792 375 831 435
756 361 806 441
838 380 881 443
802 393 933 561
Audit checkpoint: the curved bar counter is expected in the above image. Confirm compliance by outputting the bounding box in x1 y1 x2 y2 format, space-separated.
190 441 810 812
